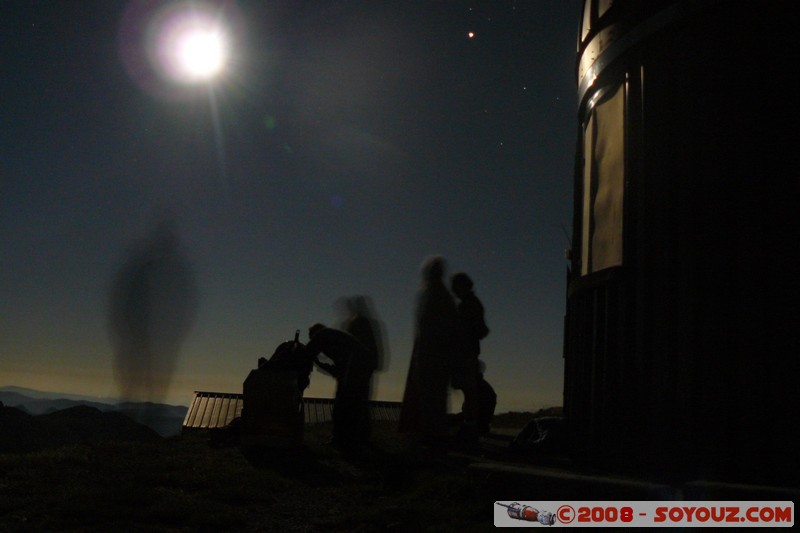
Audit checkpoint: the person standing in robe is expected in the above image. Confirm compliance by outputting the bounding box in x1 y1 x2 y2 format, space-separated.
399 256 459 449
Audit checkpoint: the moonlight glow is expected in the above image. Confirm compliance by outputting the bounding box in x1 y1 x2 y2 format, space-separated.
150 3 232 85
177 30 226 80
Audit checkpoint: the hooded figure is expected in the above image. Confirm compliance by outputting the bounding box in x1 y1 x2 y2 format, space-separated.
398 256 458 447
108 219 197 405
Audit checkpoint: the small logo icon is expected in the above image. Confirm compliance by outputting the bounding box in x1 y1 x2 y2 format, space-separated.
556 505 575 524
496 502 556 525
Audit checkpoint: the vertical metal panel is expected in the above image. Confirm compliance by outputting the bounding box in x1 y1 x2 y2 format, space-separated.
581 114 594 275
183 395 200 427
233 396 243 420
209 396 223 428
196 395 210 428
217 396 232 428
199 396 215 429
590 83 624 271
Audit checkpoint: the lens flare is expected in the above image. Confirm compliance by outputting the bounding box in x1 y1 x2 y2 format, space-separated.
119 1 238 93
155 8 230 84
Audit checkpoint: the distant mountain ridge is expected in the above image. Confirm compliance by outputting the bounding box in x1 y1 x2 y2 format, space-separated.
0 386 188 437
0 385 121 404
0 404 162 454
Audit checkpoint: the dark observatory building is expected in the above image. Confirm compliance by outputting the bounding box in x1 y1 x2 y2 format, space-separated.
563 0 797 486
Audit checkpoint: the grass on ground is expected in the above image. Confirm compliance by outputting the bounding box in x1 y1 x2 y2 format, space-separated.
0 421 502 532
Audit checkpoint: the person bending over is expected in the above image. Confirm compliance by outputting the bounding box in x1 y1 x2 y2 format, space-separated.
306 323 376 450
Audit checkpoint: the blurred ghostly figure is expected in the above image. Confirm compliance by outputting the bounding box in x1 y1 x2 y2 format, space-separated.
399 256 458 449
341 295 388 376
108 218 198 404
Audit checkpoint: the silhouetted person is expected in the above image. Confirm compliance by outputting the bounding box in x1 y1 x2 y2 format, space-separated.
342 295 387 373
450 272 490 440
108 218 197 406
340 295 387 440
305 323 375 450
399 256 458 449
473 360 496 435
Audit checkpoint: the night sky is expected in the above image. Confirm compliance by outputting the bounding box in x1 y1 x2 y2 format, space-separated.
1 0 579 411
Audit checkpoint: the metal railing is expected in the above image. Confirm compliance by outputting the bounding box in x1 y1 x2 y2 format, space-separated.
182 391 401 430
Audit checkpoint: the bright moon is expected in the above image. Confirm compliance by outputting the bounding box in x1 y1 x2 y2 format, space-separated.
149 3 232 85
177 30 227 80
